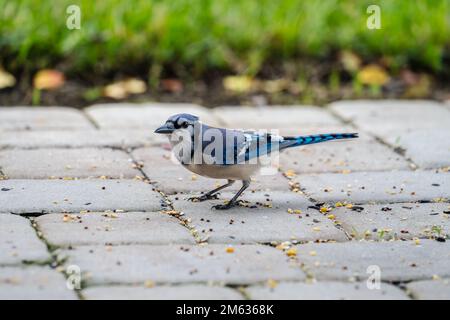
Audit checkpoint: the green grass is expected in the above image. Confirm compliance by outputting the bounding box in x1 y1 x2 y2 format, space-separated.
1 0 449 78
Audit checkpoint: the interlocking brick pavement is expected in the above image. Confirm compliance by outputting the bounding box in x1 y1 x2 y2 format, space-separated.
1 101 449 300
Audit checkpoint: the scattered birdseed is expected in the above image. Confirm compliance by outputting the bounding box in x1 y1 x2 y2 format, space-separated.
309 251 317 256
350 206 364 212
283 169 296 178
226 247 235 253
320 206 331 213
62 214 78 222
275 241 291 250
286 248 297 257
267 279 278 289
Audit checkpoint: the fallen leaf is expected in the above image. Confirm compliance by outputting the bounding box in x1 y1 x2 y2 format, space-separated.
223 75 256 93
161 78 183 93
340 51 361 73
123 78 146 94
403 74 431 98
262 79 290 94
103 82 126 99
33 69 65 90
357 64 389 86
103 78 146 99
400 69 420 86
0 69 16 89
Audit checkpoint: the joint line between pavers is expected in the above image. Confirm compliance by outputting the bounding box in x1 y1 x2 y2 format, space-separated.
326 106 419 170
126 150 202 244
80 282 248 299
280 172 353 241
371 135 419 170
81 110 101 129
258 242 311 282
0 139 159 151
26 216 83 300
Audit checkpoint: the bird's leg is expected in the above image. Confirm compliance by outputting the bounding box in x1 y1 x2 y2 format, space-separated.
189 180 235 202
212 180 250 210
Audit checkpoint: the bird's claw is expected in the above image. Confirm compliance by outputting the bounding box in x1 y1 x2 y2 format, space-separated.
211 202 235 210
188 194 219 202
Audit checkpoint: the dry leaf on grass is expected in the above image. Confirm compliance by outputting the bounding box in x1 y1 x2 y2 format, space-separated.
340 50 361 73
262 79 290 94
0 68 16 89
357 64 390 86
123 78 147 94
33 69 65 90
161 78 183 93
103 78 147 99
223 75 257 93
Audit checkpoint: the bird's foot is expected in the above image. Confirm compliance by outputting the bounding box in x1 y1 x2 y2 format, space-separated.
211 201 236 210
188 194 219 202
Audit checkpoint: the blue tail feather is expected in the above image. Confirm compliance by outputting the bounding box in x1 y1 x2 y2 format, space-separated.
283 133 358 149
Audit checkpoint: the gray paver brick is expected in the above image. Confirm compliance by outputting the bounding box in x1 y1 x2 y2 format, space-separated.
133 147 290 194
329 100 450 136
280 133 410 173
0 214 49 265
0 148 140 179
82 284 243 300
294 170 449 204
58 244 305 285
0 266 78 300
0 129 164 150
385 129 450 169
214 106 341 128
294 240 450 282
2 101 449 300
332 203 450 241
171 192 347 243
36 212 195 247
0 107 94 131
246 281 409 300
0 179 161 214
406 279 450 300
85 103 220 130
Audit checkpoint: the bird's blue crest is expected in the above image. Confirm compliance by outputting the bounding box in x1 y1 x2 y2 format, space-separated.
168 113 199 123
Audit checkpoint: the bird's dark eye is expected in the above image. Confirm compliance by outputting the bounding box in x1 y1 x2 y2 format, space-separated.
181 122 189 128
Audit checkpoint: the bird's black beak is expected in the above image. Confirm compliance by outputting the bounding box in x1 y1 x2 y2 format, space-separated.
154 122 175 134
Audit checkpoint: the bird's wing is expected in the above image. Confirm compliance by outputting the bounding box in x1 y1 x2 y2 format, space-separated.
200 128 287 165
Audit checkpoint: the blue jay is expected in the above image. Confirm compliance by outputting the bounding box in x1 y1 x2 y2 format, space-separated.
155 113 357 210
